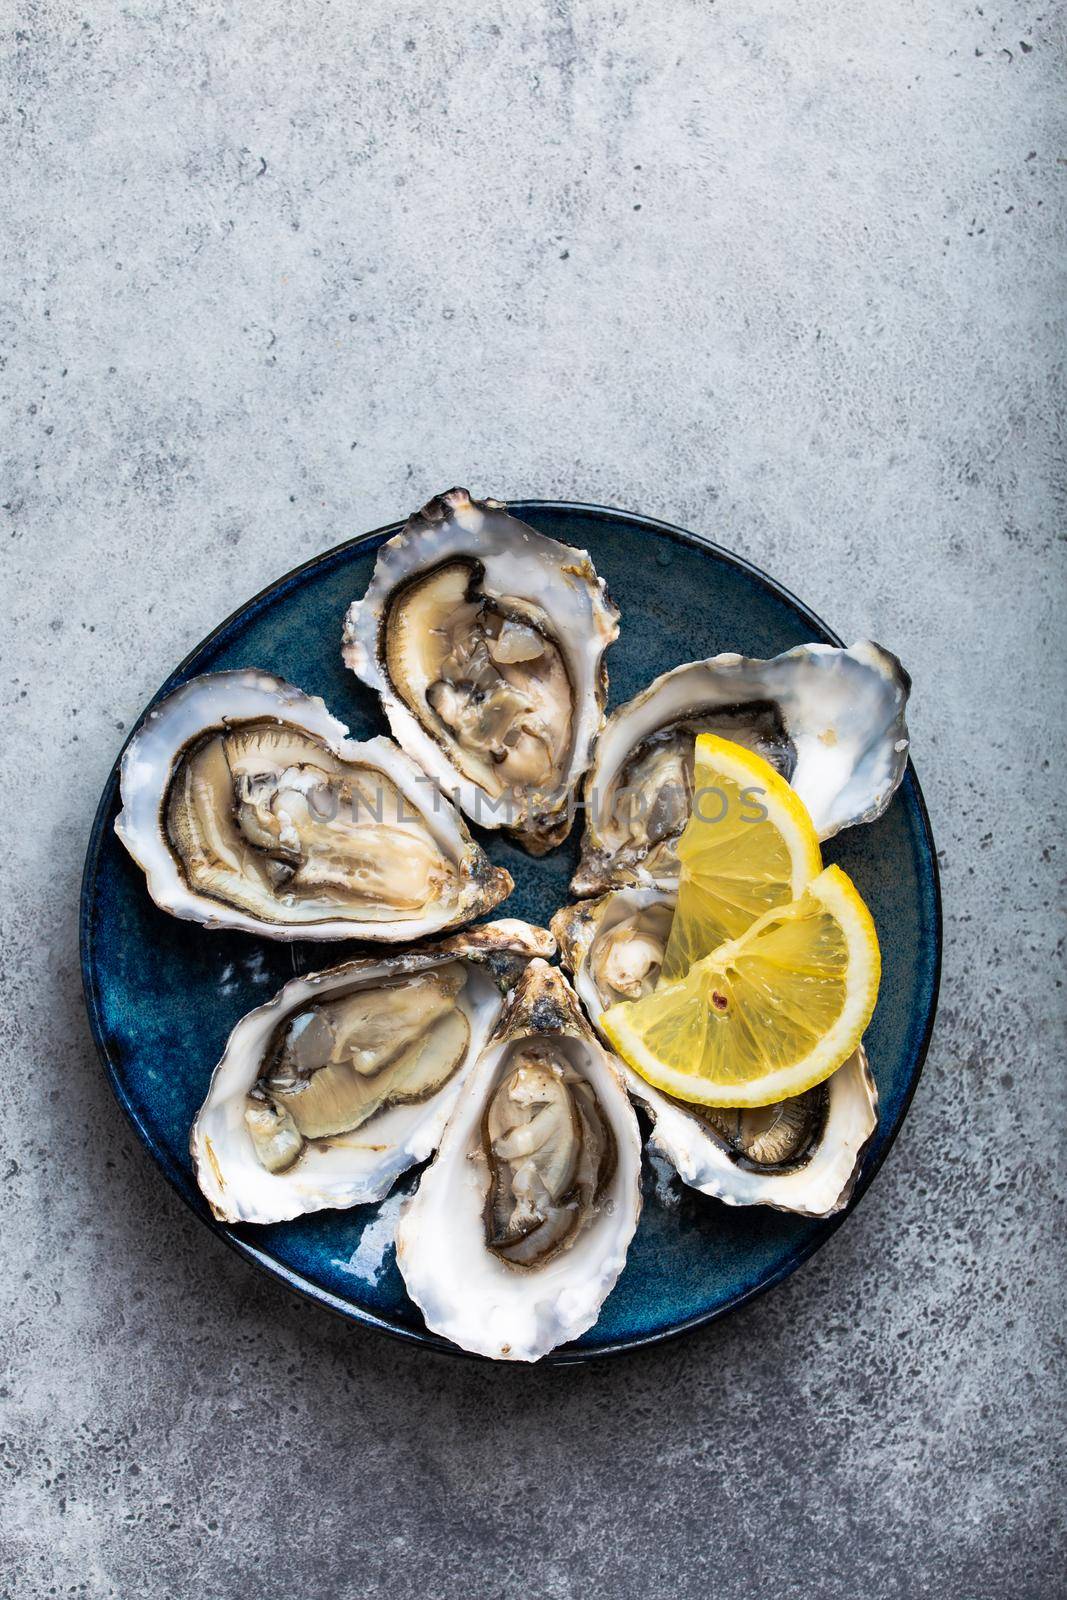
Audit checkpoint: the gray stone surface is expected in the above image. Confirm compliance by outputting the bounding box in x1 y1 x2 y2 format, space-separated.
2 2 1064 1595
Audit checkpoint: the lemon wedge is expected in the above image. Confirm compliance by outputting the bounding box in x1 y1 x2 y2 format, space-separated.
602 864 881 1108
660 733 823 980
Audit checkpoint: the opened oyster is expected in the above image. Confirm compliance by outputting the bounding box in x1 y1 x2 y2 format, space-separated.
342 488 619 854
626 1052 878 1217
192 921 553 1224
115 669 512 939
396 960 642 1360
552 889 879 1216
572 640 910 894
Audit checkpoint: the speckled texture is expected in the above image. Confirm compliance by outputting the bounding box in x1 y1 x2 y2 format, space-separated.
2 3 1064 1596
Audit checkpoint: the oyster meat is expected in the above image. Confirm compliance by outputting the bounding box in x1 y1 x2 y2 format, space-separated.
192 921 554 1224
342 488 619 854
552 889 879 1216
573 640 910 894
396 960 642 1360
551 888 678 1013
115 669 511 939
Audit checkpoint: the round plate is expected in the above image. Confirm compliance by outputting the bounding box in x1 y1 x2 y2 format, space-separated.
80 502 941 1361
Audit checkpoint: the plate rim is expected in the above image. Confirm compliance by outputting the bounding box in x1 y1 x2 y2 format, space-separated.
79 497 943 1364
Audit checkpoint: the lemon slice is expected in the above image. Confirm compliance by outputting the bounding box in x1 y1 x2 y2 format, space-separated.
602 864 881 1107
660 733 823 980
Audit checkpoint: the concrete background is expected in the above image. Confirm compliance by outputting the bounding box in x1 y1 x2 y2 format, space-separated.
2 2 1064 1596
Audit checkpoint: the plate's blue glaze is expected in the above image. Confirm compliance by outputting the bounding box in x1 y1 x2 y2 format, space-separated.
80 503 941 1361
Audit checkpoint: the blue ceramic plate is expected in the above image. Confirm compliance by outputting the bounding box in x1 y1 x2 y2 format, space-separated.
80 502 941 1361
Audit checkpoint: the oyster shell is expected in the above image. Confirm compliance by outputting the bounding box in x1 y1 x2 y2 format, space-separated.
552 889 878 1217
572 640 910 894
115 669 511 940
342 488 619 854
192 921 554 1224
396 960 642 1360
